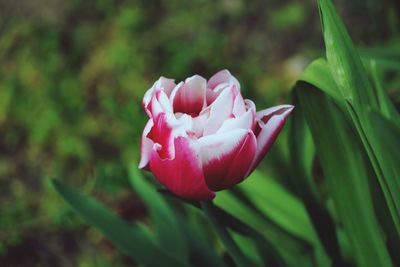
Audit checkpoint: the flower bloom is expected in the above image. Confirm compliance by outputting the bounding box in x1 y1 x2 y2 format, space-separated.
139 70 293 201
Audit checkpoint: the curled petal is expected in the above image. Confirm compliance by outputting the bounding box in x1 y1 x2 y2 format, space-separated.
154 77 176 97
147 113 186 160
198 129 257 191
138 119 154 170
232 93 246 117
170 75 207 115
216 108 254 134
143 77 176 117
150 137 215 201
203 86 237 135
256 104 294 123
244 99 257 131
206 83 231 105
143 90 153 117
208 69 240 90
248 105 294 174
150 90 173 118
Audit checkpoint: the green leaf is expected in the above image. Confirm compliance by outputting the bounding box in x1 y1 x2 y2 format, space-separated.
368 60 400 124
367 111 400 211
214 186 317 267
239 170 333 266
317 0 377 107
360 48 400 71
288 91 345 265
51 179 187 267
180 208 228 267
318 0 400 237
201 201 254 267
239 170 317 245
296 83 393 267
231 232 263 265
298 58 342 105
202 200 287 267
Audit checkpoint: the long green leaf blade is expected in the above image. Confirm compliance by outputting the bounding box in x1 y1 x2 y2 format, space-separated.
296 83 393 267
318 0 400 236
318 0 377 107
52 180 186 267
288 92 345 265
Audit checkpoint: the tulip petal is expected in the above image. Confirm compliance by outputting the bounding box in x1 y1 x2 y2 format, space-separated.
170 75 207 115
192 113 208 138
175 113 194 133
232 93 246 117
150 90 173 118
150 137 215 201
216 108 254 134
203 86 237 135
248 105 294 174
245 99 257 131
143 77 176 117
208 69 240 90
155 77 176 97
216 98 256 134
205 83 232 105
198 129 257 191
138 119 154 169
147 113 186 160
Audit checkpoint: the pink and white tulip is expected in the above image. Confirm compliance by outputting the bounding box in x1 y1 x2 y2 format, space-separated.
139 70 293 201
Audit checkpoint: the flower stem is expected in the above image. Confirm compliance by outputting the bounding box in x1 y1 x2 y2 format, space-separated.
201 201 252 267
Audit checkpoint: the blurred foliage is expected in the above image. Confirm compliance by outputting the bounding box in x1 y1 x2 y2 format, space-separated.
0 0 399 266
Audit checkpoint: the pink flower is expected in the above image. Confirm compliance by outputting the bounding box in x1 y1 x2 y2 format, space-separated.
139 70 293 201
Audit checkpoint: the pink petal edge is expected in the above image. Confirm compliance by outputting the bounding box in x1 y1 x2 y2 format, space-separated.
198 129 257 191
208 69 240 90
150 136 215 201
170 75 207 115
138 119 155 169
248 105 294 174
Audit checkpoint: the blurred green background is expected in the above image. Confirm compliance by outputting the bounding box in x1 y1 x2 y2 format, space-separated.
0 0 398 266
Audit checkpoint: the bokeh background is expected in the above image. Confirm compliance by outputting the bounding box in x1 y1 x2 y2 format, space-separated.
0 0 399 266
